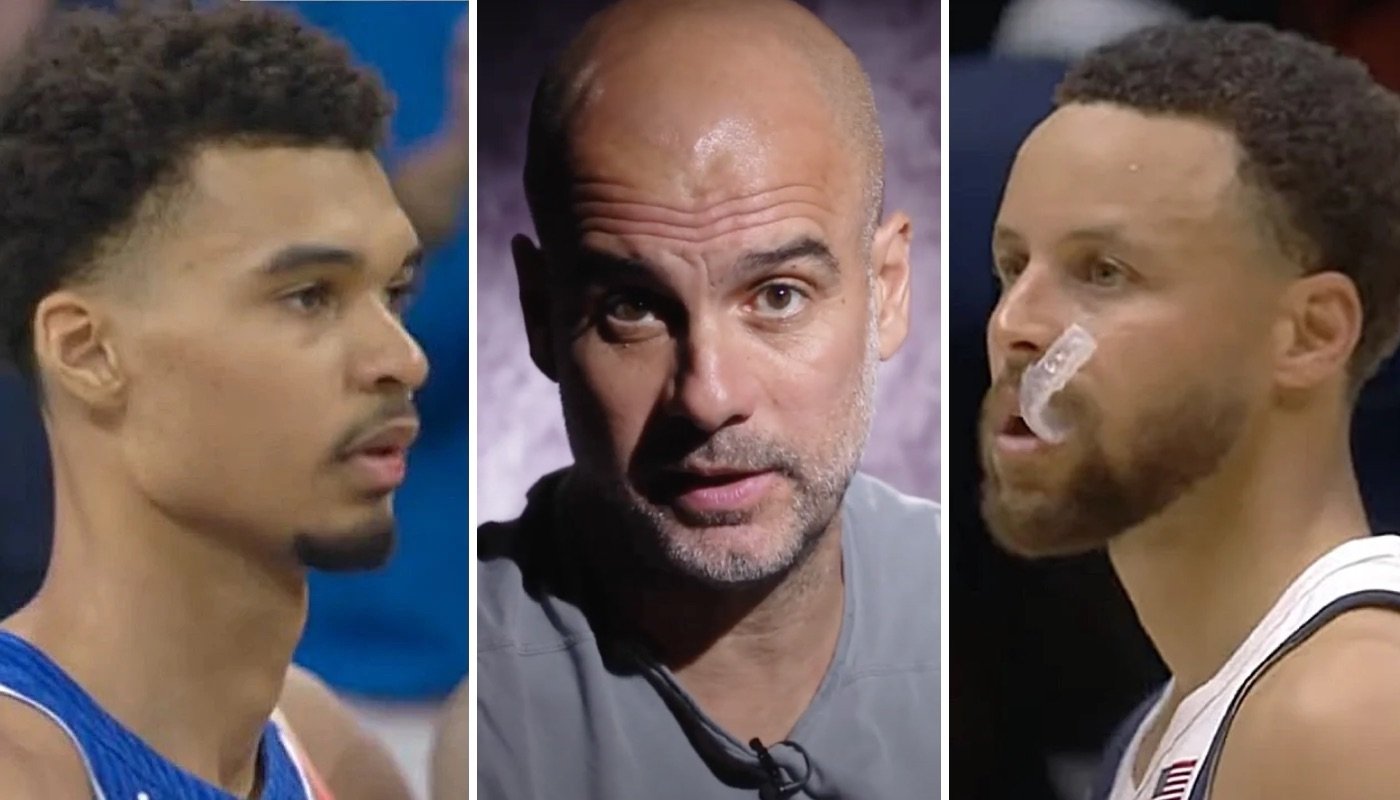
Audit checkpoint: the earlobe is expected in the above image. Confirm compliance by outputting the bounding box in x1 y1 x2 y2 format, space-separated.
512 234 558 382
871 211 913 360
1274 271 1361 392
32 291 125 407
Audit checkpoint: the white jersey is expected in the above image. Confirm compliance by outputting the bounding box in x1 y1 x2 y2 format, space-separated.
1099 535 1400 800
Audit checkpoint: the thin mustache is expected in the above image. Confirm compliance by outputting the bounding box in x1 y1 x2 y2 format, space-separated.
332 396 419 460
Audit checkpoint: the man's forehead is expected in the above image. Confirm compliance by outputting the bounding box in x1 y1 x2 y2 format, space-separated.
1001 103 1245 237
563 46 852 210
160 144 416 270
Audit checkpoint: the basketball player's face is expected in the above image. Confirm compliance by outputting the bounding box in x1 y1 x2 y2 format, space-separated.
517 69 910 587
110 145 427 571
979 104 1286 556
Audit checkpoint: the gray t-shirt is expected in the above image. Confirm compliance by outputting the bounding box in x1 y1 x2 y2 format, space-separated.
477 471 941 799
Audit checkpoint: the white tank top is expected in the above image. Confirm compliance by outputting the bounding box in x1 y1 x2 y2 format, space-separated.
1105 535 1400 800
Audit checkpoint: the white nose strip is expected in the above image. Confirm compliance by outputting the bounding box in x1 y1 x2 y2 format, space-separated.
1019 323 1097 444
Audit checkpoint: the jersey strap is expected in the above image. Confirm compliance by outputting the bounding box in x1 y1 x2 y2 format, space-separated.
1189 589 1400 800
0 630 320 799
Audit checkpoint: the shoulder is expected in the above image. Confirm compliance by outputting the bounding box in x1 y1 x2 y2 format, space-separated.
277 664 413 800
477 471 597 657
0 695 90 797
843 472 940 571
430 680 469 800
1215 607 1400 800
844 472 941 534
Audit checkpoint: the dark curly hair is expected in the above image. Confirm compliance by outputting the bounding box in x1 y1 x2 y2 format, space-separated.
1057 20 1400 388
0 2 393 377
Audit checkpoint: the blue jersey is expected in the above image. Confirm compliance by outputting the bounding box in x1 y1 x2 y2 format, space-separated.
0 631 325 799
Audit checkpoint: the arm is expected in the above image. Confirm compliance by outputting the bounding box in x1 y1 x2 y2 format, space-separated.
430 679 470 800
278 665 414 800
0 701 91 798
391 13 468 250
1213 608 1400 799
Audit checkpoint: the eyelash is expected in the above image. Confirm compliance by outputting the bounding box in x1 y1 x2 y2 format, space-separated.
992 256 1130 289
282 279 417 317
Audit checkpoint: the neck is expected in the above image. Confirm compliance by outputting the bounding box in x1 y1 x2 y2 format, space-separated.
583 489 846 744
1107 410 1368 693
5 442 305 797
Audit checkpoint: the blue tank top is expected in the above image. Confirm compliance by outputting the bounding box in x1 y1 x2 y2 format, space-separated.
0 631 317 799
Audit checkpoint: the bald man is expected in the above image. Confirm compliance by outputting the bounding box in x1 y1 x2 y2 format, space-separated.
471 0 940 797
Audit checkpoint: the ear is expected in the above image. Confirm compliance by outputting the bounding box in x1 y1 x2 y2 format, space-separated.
1272 270 1361 392
31 289 125 409
869 211 913 360
512 234 558 382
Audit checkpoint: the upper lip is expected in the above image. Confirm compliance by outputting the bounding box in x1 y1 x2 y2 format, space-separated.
343 418 420 457
987 390 1027 436
659 464 772 484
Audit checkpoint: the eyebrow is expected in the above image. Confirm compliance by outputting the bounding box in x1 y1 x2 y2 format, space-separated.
993 223 1130 248
260 243 424 277
733 236 840 281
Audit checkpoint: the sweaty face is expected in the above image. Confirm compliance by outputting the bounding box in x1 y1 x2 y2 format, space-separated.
980 104 1284 557
108 145 427 571
540 54 882 587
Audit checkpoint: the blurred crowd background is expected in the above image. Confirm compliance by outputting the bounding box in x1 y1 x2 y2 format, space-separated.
951 2 1400 798
477 0 941 526
0 2 468 797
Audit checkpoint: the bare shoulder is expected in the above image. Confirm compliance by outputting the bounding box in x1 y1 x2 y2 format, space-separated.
0 695 91 798
431 680 469 800
1214 608 1400 800
278 664 413 800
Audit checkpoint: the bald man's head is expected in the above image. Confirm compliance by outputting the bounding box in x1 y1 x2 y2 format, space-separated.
524 0 885 254
512 0 912 588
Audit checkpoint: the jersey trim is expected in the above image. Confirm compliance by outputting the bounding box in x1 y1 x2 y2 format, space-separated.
0 683 108 800
1188 589 1400 800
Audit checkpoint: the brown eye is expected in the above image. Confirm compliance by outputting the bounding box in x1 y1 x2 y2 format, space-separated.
604 292 657 324
752 282 809 319
284 282 335 314
1087 259 1126 288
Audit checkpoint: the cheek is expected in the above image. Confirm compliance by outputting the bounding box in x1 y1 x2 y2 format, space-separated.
125 326 336 504
565 338 669 450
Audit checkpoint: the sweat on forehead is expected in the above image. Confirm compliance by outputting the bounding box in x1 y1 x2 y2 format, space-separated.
524 0 884 247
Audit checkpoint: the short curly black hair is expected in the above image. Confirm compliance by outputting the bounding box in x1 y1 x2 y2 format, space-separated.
0 2 393 377
1057 20 1400 387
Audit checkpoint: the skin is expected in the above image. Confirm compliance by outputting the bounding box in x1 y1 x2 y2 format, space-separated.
392 11 469 250
982 102 1388 793
0 143 425 797
430 680 470 800
512 0 911 745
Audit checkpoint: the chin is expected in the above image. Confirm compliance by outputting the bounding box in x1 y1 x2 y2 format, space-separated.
655 513 818 587
292 520 397 572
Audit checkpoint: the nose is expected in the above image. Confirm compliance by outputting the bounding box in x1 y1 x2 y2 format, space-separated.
665 316 759 434
350 302 430 394
987 260 1072 373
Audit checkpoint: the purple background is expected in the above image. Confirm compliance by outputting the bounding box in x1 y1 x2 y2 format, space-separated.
477 0 940 522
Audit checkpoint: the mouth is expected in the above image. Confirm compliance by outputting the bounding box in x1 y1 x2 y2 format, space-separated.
653 468 779 517
339 418 419 493
993 411 1052 455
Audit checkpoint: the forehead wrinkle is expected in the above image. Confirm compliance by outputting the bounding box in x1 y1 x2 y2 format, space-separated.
571 180 828 217
579 201 832 243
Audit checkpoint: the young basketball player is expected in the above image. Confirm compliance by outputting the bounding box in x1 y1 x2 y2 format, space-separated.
0 5 423 797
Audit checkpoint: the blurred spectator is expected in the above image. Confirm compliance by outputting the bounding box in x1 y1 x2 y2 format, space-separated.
993 0 1187 59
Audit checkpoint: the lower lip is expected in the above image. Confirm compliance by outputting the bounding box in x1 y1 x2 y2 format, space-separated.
346 451 407 491
995 433 1055 456
674 472 777 515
